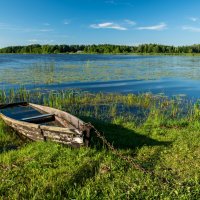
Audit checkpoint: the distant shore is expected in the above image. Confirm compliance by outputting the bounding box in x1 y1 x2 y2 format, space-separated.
1 52 200 57
1 44 200 55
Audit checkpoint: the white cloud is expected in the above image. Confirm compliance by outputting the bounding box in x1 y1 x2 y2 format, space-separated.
0 23 19 31
38 29 54 32
137 23 167 31
90 22 127 30
189 17 198 22
105 0 134 7
28 39 39 43
124 19 136 26
0 22 8 28
63 20 70 25
105 0 115 4
0 22 54 33
28 39 54 44
52 34 69 38
43 23 50 26
182 26 200 32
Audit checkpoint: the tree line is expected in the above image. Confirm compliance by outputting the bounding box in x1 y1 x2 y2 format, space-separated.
1 44 200 54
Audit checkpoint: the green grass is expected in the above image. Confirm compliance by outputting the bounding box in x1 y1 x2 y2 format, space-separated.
0 120 23 154
0 90 200 199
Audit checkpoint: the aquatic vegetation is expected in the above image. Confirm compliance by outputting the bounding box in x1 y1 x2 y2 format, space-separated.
2 55 200 88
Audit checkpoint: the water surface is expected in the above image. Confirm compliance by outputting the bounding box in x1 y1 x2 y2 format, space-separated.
1 54 200 98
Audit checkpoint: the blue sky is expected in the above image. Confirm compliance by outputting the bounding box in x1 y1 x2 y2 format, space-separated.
1 0 200 47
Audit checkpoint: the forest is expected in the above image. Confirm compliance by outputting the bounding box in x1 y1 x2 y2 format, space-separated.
1 43 200 54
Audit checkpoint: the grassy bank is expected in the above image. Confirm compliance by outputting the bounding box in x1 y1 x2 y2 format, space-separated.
0 90 200 199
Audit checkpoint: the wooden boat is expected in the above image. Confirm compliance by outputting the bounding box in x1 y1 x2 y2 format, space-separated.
0 102 91 147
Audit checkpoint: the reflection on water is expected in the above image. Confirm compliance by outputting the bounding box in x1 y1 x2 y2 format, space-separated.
1 54 200 98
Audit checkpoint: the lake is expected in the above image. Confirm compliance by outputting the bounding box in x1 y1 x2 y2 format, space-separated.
1 54 200 98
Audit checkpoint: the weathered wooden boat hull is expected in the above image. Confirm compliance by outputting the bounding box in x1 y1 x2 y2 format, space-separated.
0 103 91 147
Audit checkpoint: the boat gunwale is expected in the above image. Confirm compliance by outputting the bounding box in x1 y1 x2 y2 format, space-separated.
0 113 80 135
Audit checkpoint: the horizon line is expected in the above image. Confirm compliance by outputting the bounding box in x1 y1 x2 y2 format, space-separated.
1 43 200 48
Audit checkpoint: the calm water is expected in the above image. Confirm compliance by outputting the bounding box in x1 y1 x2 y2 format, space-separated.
1 54 200 98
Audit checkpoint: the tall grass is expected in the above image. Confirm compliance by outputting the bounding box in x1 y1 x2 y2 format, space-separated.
0 89 200 199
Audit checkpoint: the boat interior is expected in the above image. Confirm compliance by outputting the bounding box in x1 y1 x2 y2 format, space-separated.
0 102 62 127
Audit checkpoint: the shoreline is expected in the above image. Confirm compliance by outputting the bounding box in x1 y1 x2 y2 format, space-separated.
0 52 200 56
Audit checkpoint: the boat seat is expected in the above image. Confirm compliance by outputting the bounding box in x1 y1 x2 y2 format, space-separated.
21 114 55 124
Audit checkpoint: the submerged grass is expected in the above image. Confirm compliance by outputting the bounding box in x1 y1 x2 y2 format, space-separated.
0 89 200 199
3 56 200 86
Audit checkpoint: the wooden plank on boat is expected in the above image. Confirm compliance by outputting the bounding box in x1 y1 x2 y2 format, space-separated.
21 114 55 123
29 103 85 130
40 125 76 134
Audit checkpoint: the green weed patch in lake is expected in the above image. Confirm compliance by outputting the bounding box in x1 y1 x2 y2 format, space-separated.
3 56 200 87
0 90 200 199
